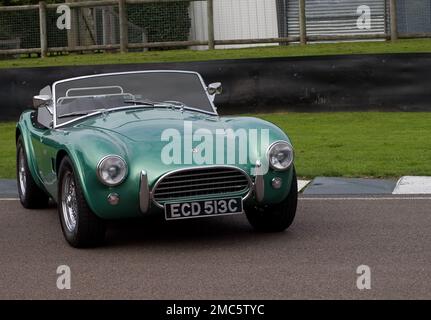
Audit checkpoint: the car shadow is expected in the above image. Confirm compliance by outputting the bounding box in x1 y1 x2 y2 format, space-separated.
103 214 291 248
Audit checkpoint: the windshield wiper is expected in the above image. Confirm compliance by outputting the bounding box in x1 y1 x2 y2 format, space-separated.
123 99 158 106
162 100 201 113
58 108 110 119
58 111 91 118
124 97 196 111
123 99 192 112
163 100 186 106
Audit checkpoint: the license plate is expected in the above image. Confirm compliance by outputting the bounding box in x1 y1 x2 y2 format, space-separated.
165 197 243 220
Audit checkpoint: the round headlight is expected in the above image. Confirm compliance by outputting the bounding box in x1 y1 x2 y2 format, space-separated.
267 141 294 171
97 155 128 186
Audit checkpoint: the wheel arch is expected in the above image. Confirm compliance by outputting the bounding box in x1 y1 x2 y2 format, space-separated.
16 127 21 143
55 148 96 213
56 149 70 176
16 121 45 190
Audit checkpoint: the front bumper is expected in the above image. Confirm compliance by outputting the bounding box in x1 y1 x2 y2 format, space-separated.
138 164 294 215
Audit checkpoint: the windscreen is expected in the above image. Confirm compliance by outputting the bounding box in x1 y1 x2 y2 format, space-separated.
54 72 215 125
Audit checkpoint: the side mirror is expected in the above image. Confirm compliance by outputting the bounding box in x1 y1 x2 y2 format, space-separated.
33 95 52 109
207 82 222 96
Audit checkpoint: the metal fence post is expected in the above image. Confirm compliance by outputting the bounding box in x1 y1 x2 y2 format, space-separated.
299 0 307 45
389 0 398 41
119 0 128 53
207 0 215 50
39 1 48 57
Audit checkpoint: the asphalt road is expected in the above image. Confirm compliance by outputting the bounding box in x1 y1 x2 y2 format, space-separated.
1 196 431 299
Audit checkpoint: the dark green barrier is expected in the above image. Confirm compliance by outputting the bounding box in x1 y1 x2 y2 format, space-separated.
1 53 431 120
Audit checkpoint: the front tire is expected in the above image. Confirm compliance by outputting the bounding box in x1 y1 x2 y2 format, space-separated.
246 167 298 232
58 156 106 248
16 136 49 209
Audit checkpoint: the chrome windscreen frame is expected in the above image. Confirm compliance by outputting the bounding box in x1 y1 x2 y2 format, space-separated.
52 70 219 129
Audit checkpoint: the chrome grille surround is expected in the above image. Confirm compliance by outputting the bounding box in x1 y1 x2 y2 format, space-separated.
151 166 253 208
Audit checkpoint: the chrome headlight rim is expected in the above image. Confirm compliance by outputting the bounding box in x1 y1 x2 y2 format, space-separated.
266 140 294 171
96 155 128 187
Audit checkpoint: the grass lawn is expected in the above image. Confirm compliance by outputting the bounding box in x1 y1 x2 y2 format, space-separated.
0 122 16 179
0 39 430 69
1 112 430 179
258 112 431 178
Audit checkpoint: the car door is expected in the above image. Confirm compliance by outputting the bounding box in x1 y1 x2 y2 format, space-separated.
30 105 58 197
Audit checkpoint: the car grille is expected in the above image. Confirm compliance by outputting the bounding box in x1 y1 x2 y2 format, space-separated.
152 166 251 206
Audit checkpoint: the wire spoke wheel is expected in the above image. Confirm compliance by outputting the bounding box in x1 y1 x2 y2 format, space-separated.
18 147 27 198
57 156 106 248
16 136 49 209
61 172 78 232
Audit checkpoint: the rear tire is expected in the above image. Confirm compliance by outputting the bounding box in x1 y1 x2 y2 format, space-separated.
16 136 49 209
246 167 298 232
58 156 106 248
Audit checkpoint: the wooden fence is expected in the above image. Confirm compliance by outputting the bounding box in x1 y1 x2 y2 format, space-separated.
0 0 430 57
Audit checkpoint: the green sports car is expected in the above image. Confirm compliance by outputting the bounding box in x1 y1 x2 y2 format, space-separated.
16 70 297 247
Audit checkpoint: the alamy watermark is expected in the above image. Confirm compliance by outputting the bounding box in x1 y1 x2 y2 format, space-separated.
56 265 71 290
357 5 372 30
56 5 71 30
356 265 371 290
160 121 270 174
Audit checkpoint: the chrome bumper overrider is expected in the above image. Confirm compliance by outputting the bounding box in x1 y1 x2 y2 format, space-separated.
139 170 150 214
254 160 265 203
